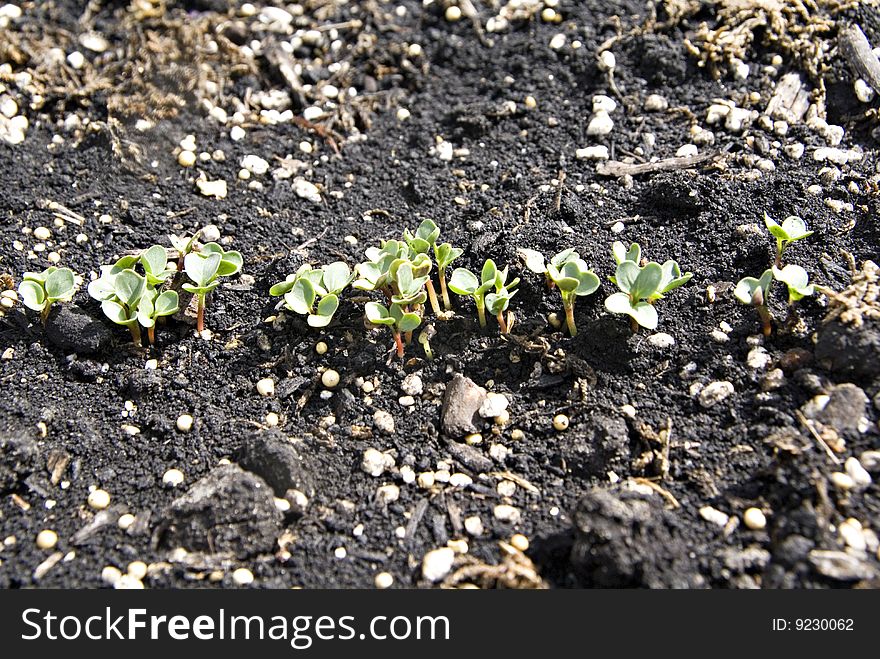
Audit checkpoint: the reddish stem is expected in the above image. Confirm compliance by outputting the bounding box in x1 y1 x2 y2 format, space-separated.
393 330 404 358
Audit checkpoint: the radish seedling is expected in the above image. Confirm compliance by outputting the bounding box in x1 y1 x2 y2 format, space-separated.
270 261 353 328
449 259 519 332
519 247 580 289
19 266 76 323
182 243 242 333
764 213 812 267
605 242 691 332
547 257 599 336
169 231 201 271
734 269 773 336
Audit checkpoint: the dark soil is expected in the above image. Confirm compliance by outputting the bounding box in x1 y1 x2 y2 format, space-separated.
1 0 879 589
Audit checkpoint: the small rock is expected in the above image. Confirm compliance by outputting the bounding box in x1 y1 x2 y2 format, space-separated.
839 519 866 552
675 144 698 157
493 504 521 523
747 346 772 370
699 506 729 527
441 374 486 438
88 489 111 510
196 178 228 199
576 145 609 160
400 373 423 396
256 378 275 397
698 381 734 408
592 95 617 113
464 516 484 536
36 529 58 550
479 392 509 419
808 550 878 581
743 507 767 530
361 448 394 478
176 414 194 433
422 547 455 582
373 409 395 435
376 484 400 504
374 572 394 589
860 450 880 473
844 457 871 488
587 110 614 136
813 147 862 165
444 440 493 472
241 154 269 176
0 432 39 493
644 94 668 112
293 178 321 204
647 332 675 349
201 224 221 242
803 383 867 435
162 469 185 488
232 567 254 586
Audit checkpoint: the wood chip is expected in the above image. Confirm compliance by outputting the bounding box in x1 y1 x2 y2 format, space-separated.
596 151 721 177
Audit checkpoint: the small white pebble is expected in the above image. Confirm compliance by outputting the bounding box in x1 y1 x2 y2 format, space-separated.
322 369 340 389
510 534 529 551
743 507 767 530
127 561 148 580
830 472 855 490
553 414 569 431
494 504 521 523
422 547 455 582
315 341 328 355
444 6 462 22
162 469 185 488
101 566 123 586
118 514 135 530
36 530 58 549
374 572 394 589
87 489 111 510
176 414 194 432
33 226 52 241
264 412 279 427
177 150 196 168
699 506 730 528
256 378 275 397
464 516 483 536
232 567 254 586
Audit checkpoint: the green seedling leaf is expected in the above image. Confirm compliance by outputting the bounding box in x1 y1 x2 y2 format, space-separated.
307 294 339 328
154 290 179 317
734 269 773 306
397 312 422 333
486 290 517 315
44 267 75 301
19 280 46 311
365 301 395 326
547 263 580 293
435 243 463 269
101 299 134 326
322 262 353 295
629 262 663 301
612 241 641 265
140 245 174 284
614 260 640 294
604 292 659 330
23 267 55 284
550 248 579 269
169 232 200 256
416 219 440 246
518 248 546 274
481 259 498 285
560 260 600 296
269 275 297 297
284 277 317 315
448 268 479 295
657 260 692 296
113 269 146 308
184 252 221 288
772 264 813 302
353 262 383 291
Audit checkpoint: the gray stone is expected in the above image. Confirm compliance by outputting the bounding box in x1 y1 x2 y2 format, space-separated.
808 550 879 581
440 374 486 438
156 465 282 558
44 304 112 355
444 440 493 473
237 430 316 498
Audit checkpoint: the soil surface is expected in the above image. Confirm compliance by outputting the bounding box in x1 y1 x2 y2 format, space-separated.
1 0 879 589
